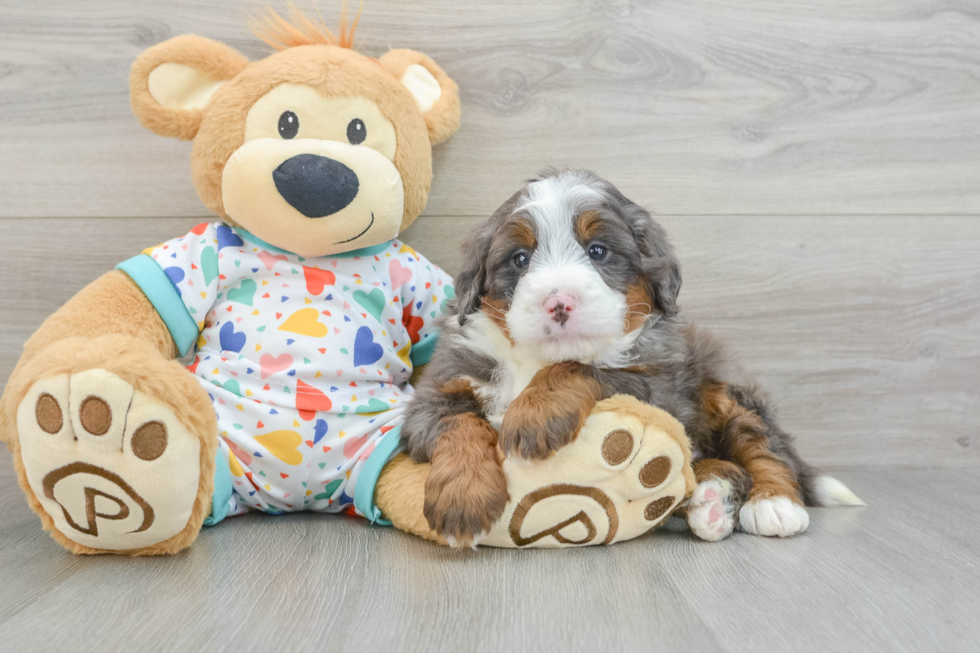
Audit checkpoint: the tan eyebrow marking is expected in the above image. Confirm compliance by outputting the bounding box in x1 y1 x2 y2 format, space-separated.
509 217 538 250
575 209 603 243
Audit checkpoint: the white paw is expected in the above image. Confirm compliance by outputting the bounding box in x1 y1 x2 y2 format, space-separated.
16 370 202 550
738 496 809 537
686 478 736 542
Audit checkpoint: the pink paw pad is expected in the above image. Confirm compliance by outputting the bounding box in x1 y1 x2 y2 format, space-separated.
686 479 736 542
708 501 723 524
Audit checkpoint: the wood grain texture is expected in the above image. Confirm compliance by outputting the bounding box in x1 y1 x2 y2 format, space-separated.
0 455 977 653
1 0 979 218
1 215 977 469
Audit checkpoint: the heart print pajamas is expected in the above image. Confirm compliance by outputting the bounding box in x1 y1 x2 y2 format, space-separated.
117 222 453 524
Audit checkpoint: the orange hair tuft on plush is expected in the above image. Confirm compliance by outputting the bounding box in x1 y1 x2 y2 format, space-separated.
249 1 362 51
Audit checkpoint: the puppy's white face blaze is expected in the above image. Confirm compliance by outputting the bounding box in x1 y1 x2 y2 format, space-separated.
505 175 631 364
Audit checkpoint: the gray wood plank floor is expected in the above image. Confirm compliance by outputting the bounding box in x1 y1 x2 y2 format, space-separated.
0 456 977 653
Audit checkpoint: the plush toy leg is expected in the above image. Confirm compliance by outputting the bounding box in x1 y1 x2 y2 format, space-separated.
375 453 446 545
375 395 696 548
1 335 217 555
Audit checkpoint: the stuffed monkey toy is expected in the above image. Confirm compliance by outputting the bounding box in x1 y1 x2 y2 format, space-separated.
0 7 693 555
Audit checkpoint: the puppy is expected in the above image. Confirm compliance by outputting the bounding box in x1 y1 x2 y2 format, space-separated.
402 169 863 547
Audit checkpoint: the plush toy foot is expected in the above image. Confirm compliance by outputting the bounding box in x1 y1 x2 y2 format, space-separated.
738 496 809 537
686 478 737 542
4 336 217 555
481 395 696 548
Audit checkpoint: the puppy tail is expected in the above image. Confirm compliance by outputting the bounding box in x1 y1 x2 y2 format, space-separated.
811 475 865 507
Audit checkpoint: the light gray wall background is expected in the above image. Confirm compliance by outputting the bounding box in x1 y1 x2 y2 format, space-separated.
2 0 977 469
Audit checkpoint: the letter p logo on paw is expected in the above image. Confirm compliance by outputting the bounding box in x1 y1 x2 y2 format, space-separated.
42 462 155 537
17 370 204 551
479 397 692 548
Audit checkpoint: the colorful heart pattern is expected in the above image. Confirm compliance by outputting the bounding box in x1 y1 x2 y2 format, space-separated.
227 278 257 305
143 222 454 517
389 259 413 288
353 327 384 366
353 288 386 322
257 250 288 271
260 353 293 379
304 266 336 295
295 379 332 421
219 321 246 353
201 246 219 286
254 430 304 465
355 398 390 415
279 308 328 337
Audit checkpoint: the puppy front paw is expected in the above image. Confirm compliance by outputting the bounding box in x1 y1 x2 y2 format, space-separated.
423 461 508 549
499 388 589 460
424 414 509 548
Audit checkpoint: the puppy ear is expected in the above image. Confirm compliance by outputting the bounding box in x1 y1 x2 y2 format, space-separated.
623 202 682 317
130 35 249 140
453 220 495 325
378 49 461 145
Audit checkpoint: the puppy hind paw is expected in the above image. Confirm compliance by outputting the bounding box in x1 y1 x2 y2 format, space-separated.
685 478 737 542
738 496 809 537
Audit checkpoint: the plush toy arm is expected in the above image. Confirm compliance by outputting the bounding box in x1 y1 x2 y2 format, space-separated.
18 271 176 367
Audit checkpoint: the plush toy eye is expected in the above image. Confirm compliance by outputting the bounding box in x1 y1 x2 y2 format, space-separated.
347 118 366 144
589 244 608 261
513 251 530 269
278 111 299 139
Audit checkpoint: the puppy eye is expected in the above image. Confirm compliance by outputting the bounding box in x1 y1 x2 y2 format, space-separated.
513 251 530 269
278 111 299 139
347 118 366 144
588 244 609 261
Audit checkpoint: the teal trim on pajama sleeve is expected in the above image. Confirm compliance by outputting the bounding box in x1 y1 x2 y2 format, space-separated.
116 254 199 357
409 334 439 367
353 425 404 526
203 448 234 527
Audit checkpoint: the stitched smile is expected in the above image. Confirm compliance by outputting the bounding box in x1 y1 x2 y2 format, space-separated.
335 213 374 244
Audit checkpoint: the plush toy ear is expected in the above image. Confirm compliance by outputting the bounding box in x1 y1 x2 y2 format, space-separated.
130 35 250 140
378 49 461 145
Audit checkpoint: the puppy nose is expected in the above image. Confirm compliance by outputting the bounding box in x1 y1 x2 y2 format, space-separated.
544 293 576 325
273 153 359 218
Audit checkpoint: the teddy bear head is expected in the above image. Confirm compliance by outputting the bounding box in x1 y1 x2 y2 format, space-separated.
129 7 460 257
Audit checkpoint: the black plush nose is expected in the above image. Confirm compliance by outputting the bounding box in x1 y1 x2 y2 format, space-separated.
272 154 359 218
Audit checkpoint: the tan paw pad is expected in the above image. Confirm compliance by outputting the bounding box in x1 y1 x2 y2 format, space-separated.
482 398 690 548
16 370 201 551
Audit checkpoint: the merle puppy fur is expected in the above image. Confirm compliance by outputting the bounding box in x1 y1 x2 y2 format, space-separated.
402 169 861 546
